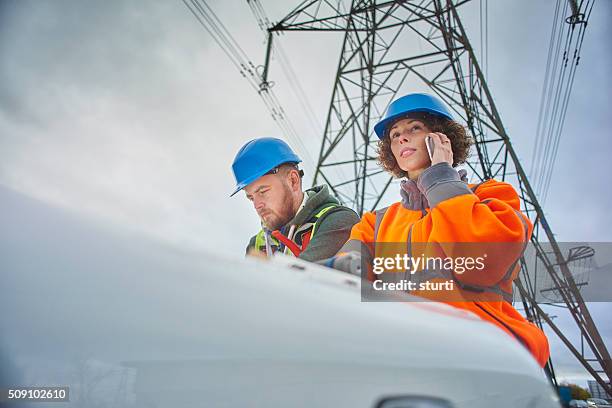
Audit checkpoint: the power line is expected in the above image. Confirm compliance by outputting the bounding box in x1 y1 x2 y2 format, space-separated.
531 0 562 180
539 0 594 203
531 0 595 204
247 0 349 185
479 0 488 80
181 0 316 171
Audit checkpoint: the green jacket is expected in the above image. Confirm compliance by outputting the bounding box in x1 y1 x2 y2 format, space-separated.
246 185 360 262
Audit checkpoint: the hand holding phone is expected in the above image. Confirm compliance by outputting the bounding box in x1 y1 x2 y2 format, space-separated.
426 132 454 166
425 135 435 162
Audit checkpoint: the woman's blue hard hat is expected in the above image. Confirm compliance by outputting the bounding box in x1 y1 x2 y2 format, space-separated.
373 93 454 139
230 137 301 196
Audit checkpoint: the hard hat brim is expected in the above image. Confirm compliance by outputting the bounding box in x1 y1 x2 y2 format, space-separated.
374 107 453 139
229 159 302 197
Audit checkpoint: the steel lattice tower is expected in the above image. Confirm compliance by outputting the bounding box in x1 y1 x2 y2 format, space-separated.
262 0 611 392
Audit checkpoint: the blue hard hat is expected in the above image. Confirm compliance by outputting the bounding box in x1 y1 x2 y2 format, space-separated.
373 93 453 139
230 137 301 196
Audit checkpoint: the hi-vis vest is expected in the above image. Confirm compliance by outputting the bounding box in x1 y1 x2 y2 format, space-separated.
254 205 337 256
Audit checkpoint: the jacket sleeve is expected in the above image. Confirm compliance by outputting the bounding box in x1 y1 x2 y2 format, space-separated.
347 211 376 243
413 163 532 286
299 208 360 262
325 211 376 258
319 211 377 277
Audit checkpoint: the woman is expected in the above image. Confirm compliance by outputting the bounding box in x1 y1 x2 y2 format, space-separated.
330 93 550 367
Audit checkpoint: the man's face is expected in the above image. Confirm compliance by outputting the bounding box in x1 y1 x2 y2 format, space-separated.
244 172 296 230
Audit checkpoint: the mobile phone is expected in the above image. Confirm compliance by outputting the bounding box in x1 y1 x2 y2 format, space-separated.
425 135 435 161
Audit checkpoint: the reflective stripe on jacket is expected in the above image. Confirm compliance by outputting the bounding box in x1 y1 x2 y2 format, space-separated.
254 205 337 256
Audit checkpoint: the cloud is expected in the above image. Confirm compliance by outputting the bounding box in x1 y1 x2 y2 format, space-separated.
0 0 610 384
0 0 280 255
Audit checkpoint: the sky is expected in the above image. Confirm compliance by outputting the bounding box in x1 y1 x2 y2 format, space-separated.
1 0 610 390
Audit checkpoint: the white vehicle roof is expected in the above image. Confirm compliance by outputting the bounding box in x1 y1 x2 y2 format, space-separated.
0 186 559 407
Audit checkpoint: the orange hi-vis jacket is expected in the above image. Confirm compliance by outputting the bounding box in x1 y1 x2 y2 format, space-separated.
342 163 550 367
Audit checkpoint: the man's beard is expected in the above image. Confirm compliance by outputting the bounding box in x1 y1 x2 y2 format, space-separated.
264 183 297 231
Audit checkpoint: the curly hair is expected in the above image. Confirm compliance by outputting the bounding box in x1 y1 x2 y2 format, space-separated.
377 112 473 178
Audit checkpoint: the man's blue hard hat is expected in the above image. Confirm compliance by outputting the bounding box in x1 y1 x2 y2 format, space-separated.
373 93 454 139
230 137 301 197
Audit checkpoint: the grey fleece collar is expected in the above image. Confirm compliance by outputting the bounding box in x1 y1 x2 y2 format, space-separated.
400 166 468 211
400 178 429 211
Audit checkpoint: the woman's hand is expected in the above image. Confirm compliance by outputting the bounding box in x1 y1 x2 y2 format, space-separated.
429 132 453 166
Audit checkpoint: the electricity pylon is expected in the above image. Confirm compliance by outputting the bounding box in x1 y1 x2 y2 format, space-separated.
262 0 610 393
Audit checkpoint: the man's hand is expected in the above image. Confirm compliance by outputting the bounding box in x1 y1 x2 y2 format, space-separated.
247 248 269 259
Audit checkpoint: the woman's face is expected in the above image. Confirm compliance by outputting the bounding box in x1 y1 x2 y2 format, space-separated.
388 117 432 179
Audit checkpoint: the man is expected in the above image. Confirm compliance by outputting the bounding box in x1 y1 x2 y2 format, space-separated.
231 137 360 262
